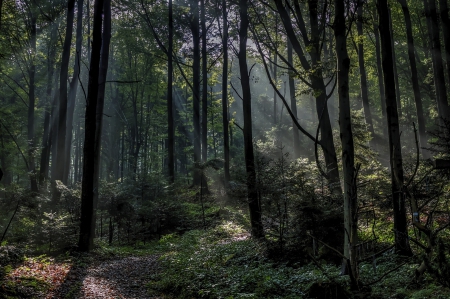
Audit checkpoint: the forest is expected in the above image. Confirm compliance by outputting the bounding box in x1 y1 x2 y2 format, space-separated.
1 0 450 297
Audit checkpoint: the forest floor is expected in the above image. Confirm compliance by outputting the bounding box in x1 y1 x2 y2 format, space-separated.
1 253 162 299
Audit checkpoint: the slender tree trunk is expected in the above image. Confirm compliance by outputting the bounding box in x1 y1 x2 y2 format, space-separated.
388 9 402 118
439 0 450 86
64 0 84 184
93 0 111 226
239 0 264 238
378 0 412 256
201 0 208 163
28 7 38 193
56 0 76 184
191 1 201 185
78 0 105 252
398 0 429 158
424 0 449 122
374 16 388 141
39 22 58 187
275 0 341 195
357 1 374 138
288 39 301 159
221 0 230 184
336 0 358 283
167 0 174 182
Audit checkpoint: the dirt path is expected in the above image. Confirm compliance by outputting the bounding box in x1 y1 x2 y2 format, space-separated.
49 256 161 299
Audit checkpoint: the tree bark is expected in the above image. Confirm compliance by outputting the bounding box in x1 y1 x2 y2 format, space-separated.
357 1 375 139
378 0 412 256
78 0 105 252
274 0 341 195
167 0 174 182
56 0 76 184
63 0 84 184
39 22 58 187
221 0 230 184
27 5 38 193
239 0 264 238
424 0 449 122
287 38 301 159
439 0 450 88
388 9 402 118
373 14 388 141
201 0 208 163
335 0 358 282
190 1 201 185
397 0 429 158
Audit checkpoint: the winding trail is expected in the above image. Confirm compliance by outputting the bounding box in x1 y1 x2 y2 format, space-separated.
50 256 161 299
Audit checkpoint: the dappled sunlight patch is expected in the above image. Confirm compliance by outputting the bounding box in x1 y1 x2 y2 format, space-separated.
1 255 71 298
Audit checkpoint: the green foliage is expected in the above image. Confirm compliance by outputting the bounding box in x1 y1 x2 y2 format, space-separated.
147 217 348 299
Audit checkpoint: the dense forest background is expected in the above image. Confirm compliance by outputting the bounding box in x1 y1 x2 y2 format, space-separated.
1 0 450 298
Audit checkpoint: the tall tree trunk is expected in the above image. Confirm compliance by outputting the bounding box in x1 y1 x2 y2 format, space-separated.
39 22 58 187
93 0 111 227
388 10 402 118
373 15 388 141
287 38 301 159
167 0 174 182
378 0 412 256
28 6 38 193
56 0 76 184
190 1 201 185
424 0 449 122
239 0 264 238
357 1 374 139
439 0 450 86
201 0 208 163
64 0 84 184
221 0 230 184
398 0 429 158
274 0 341 195
335 0 358 283
78 0 105 252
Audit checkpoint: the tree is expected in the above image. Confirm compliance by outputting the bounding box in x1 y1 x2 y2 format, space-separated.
78 0 106 252
356 0 374 140
397 0 428 158
239 0 264 238
424 0 449 122
273 0 342 195
221 0 230 184
378 0 412 256
55 0 75 185
168 0 175 182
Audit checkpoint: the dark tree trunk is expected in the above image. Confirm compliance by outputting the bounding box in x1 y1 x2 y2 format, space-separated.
398 0 429 158
167 0 174 182
357 1 374 139
93 0 111 220
424 0 449 122
439 0 450 87
39 22 58 187
373 16 388 141
78 0 105 252
274 0 341 195
388 10 402 118
190 1 201 185
64 0 84 184
201 0 208 163
287 38 301 159
56 0 76 184
378 0 412 256
239 0 264 238
221 0 230 184
28 7 38 193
